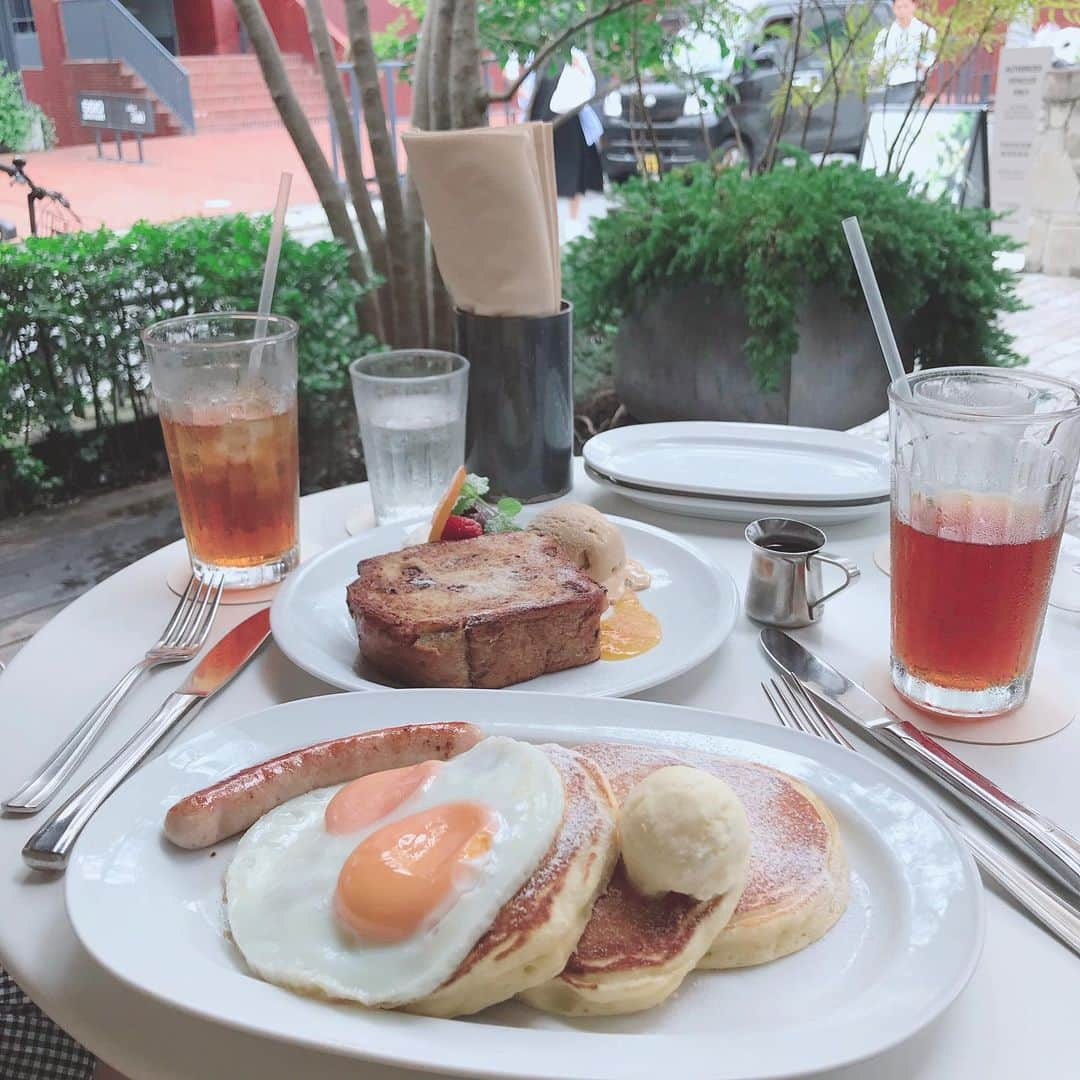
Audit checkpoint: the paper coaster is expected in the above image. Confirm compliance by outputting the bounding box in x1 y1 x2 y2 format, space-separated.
873 538 891 576
166 541 325 606
862 664 1073 745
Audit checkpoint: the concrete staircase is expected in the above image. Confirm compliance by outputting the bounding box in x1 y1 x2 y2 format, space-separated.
183 53 329 132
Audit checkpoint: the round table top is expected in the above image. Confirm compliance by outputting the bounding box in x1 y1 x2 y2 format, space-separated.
2 462 1078 1079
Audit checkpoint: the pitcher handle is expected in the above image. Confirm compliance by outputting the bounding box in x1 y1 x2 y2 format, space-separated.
809 552 861 615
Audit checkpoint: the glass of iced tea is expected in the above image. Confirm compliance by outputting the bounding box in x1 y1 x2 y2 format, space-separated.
142 313 300 589
890 368 1080 718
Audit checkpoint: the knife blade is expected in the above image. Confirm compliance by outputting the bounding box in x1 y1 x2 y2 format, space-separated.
760 628 1080 903
23 607 271 872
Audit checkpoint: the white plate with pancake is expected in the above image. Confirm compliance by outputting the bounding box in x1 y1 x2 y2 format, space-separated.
66 691 984 1080
270 513 739 697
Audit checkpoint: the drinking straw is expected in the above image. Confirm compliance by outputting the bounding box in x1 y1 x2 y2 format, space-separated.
249 171 293 376
841 216 911 401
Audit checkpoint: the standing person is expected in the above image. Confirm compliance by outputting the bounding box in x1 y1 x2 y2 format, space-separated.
871 0 938 106
528 48 604 226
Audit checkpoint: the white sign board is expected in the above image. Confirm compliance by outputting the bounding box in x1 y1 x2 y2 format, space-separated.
991 47 1055 245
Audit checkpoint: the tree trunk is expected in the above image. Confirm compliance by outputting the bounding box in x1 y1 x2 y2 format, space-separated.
232 0 376 336
343 0 421 346
449 0 487 129
431 259 456 351
404 1 436 344
306 0 390 342
428 0 455 130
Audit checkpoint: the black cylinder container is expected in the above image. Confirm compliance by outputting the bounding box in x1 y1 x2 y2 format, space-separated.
455 301 572 502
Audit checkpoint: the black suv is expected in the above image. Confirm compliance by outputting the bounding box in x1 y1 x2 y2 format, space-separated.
601 0 891 179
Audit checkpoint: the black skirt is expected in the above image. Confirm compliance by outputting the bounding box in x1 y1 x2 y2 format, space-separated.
529 76 604 198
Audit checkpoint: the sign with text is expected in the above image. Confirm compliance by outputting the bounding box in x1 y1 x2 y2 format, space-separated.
991 47 1054 247
861 104 989 209
76 92 156 134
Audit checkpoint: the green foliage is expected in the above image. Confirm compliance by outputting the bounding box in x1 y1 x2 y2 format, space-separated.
0 64 31 150
572 324 616 403
564 161 1024 392
0 215 378 492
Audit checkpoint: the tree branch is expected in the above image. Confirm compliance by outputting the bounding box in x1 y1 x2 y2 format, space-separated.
489 0 642 104
428 0 454 129
306 0 389 341
232 0 376 337
343 0 420 346
885 0 961 172
762 0 806 172
631 17 662 169
404 0 436 343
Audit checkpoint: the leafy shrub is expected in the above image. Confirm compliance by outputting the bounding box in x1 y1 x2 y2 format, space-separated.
564 161 1024 391
0 215 378 506
0 64 53 151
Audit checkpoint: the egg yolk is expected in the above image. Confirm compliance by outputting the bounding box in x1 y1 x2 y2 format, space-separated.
334 802 497 942
599 592 662 660
324 760 441 835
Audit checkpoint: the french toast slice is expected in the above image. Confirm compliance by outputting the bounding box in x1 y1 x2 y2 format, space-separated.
346 531 606 688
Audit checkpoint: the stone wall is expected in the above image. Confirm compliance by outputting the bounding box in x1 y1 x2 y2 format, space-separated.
1027 67 1080 276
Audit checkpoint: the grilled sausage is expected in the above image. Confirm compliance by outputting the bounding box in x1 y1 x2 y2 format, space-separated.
164 721 484 849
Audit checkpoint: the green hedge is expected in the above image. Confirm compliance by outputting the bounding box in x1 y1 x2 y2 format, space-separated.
1 214 377 504
565 160 1024 392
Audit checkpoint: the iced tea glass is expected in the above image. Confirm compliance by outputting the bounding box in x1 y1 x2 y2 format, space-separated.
890 368 1080 718
142 313 300 589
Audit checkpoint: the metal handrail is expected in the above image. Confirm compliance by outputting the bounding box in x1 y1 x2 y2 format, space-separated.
60 0 194 131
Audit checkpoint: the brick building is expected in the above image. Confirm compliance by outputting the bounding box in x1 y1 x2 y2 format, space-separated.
0 0 404 146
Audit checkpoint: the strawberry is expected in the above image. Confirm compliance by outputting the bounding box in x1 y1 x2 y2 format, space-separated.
441 514 483 541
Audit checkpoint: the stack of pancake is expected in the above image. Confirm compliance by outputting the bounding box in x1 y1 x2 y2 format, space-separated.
413 740 848 1018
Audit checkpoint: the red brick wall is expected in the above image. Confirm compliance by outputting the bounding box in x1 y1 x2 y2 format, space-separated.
23 1 78 145
175 0 241 55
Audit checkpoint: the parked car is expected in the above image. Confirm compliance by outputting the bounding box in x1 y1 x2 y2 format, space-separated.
601 0 891 179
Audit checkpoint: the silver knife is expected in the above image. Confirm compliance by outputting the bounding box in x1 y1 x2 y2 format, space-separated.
760 628 1080 902
23 607 271 873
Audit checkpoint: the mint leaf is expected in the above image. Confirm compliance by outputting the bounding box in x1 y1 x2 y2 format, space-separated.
452 473 490 514
496 497 523 518
484 513 523 533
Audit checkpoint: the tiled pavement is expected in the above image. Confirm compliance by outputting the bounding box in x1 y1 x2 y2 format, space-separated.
1 271 1078 670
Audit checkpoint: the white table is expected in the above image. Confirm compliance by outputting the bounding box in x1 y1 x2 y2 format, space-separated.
2 463 1078 1079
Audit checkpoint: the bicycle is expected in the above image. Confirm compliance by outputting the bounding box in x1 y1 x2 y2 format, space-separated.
0 157 82 238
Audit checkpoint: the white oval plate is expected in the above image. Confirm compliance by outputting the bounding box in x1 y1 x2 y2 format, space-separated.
66 692 983 1080
270 513 739 697
584 422 890 506
586 465 889 526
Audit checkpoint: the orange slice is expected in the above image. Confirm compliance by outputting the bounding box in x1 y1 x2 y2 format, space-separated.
428 465 467 542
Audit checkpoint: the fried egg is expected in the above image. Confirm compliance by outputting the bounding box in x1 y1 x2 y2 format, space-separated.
225 736 564 1007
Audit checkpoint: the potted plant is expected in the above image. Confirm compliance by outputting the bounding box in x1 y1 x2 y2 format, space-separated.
564 160 1023 428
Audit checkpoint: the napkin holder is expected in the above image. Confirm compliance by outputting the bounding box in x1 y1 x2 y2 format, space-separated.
456 302 572 502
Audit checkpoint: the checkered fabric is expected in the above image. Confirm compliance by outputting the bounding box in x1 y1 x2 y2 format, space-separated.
1 965 96 1080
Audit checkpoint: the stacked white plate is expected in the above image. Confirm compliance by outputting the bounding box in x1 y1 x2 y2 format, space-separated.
584 421 890 525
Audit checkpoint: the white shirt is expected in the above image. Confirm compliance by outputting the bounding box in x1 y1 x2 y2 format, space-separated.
872 17 938 86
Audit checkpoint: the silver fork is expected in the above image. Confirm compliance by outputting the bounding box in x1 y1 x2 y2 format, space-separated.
2 573 225 815
763 674 1080 958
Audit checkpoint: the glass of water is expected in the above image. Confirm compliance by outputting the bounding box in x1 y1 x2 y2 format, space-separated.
349 350 469 524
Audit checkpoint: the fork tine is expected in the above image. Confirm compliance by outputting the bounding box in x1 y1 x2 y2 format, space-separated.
776 675 834 743
185 572 226 648
782 674 854 750
762 680 797 729
167 574 212 646
158 575 199 646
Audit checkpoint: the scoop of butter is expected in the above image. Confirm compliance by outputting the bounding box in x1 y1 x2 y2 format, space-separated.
619 765 751 900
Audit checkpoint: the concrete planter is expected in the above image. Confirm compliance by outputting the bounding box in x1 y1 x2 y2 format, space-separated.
615 283 909 429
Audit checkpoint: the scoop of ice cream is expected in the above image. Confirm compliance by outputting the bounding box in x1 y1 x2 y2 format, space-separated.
619 766 751 901
528 503 627 599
